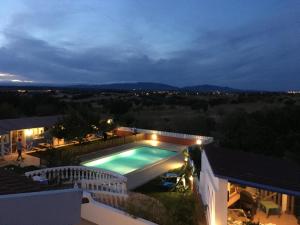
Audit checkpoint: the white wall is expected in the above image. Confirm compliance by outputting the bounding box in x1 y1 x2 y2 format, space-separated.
81 192 157 225
117 127 214 144
0 188 82 225
199 151 228 225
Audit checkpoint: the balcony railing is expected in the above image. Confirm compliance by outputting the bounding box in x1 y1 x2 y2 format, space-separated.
25 166 127 197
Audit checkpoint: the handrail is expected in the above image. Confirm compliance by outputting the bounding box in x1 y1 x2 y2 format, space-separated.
25 166 127 195
81 179 127 195
25 166 128 207
25 166 127 182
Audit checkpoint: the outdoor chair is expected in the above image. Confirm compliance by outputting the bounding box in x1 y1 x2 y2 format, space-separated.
161 174 188 193
161 173 179 189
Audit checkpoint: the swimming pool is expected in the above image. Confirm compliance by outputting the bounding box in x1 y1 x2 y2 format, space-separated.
82 146 177 175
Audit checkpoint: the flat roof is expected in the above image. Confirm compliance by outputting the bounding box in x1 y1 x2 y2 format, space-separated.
0 115 61 135
0 169 42 195
204 144 300 196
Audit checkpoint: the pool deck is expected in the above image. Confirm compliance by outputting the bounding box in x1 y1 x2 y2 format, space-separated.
79 140 186 190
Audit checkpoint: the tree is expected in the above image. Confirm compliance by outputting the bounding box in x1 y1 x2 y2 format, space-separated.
50 107 101 142
107 99 132 115
218 106 300 162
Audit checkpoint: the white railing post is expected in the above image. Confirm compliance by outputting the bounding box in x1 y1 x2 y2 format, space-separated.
25 166 128 200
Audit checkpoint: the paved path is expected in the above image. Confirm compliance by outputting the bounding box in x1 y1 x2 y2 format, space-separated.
0 153 40 167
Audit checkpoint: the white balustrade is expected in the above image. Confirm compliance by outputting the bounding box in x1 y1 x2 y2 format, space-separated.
91 191 128 209
25 166 128 196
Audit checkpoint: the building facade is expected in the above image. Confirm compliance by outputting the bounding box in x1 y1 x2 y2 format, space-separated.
0 115 60 156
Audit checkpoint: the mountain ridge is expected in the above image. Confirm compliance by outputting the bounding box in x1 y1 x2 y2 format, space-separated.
68 82 244 92
0 81 258 92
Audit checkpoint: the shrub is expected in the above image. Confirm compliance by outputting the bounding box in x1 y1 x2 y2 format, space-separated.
122 193 170 225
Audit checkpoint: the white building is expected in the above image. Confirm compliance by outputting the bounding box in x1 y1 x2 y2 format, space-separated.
0 169 82 225
199 144 300 225
0 115 61 156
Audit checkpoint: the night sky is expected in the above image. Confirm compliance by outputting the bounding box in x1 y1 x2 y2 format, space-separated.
0 0 299 90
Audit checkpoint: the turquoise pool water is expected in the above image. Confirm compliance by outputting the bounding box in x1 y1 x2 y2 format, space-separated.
83 146 177 175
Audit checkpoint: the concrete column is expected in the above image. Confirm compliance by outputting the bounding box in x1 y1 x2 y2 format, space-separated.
9 131 12 154
1 136 3 156
282 194 288 213
215 179 229 225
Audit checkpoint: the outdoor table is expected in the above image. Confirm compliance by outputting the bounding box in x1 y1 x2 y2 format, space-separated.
259 200 281 217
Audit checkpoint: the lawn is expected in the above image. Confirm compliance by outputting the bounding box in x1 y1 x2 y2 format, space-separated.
134 173 207 225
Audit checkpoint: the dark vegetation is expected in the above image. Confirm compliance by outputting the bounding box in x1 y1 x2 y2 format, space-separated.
30 134 144 166
2 165 39 174
2 88 300 223
219 106 300 162
188 146 202 176
1 89 300 165
134 167 206 225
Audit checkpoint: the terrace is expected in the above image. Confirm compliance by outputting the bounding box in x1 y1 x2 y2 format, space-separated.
1 127 211 225
199 143 300 225
228 183 298 225
0 116 61 157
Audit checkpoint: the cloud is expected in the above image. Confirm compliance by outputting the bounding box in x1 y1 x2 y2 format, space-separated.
0 1 299 90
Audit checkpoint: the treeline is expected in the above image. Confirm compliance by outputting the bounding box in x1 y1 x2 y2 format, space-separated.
219 106 300 164
0 92 65 119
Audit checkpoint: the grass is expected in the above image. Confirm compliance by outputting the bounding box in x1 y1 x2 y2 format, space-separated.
134 172 206 225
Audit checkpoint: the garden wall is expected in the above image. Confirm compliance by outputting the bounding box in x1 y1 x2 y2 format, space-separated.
116 127 214 146
64 134 145 156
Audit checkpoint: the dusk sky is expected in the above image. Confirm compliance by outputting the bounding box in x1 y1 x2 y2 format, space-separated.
0 0 299 90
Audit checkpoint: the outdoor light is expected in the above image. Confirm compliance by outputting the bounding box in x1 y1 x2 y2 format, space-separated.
184 156 188 162
196 139 202 145
151 133 157 140
107 119 113 125
150 134 158 146
25 129 33 136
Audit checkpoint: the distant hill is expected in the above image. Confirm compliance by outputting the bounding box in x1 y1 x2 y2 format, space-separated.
181 84 242 93
69 82 179 91
68 82 245 92
0 81 252 92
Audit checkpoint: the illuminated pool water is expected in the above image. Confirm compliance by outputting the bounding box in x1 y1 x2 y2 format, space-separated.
82 146 177 175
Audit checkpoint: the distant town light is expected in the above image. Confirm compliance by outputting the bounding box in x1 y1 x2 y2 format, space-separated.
196 139 202 145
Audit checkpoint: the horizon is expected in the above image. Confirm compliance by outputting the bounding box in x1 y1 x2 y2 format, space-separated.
0 1 299 91
0 81 297 92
